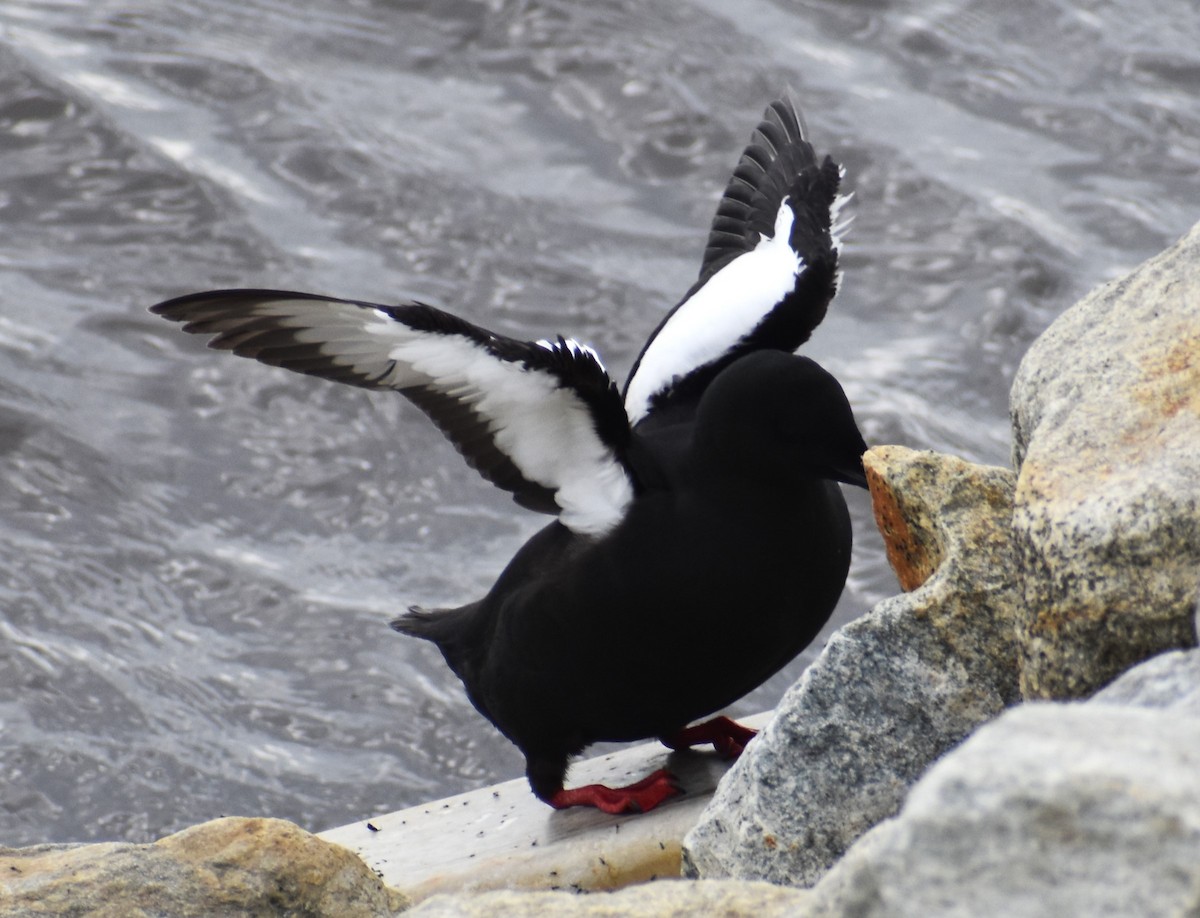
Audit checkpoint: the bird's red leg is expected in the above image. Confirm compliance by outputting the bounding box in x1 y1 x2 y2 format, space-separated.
661 715 758 759
527 754 682 815
546 768 682 814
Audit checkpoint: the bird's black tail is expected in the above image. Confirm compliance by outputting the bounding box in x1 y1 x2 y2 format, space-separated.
391 603 481 684
391 602 481 652
390 604 450 642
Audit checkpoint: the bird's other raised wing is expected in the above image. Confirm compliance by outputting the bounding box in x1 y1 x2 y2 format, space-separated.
623 96 847 429
152 290 635 536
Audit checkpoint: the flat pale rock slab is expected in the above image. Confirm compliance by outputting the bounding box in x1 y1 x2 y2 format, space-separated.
320 714 770 903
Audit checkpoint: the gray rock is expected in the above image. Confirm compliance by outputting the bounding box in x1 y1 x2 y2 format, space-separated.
1091 646 1200 715
0 816 408 917
806 701 1200 918
405 879 811 917
1010 220 1200 699
682 447 1020 886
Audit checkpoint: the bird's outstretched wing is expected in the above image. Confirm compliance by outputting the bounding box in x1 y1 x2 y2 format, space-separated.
623 96 847 429
151 290 634 536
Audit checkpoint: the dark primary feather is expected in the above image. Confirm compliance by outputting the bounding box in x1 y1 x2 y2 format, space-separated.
700 98 814 280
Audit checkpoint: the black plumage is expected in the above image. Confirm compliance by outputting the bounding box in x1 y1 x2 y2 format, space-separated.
151 96 867 814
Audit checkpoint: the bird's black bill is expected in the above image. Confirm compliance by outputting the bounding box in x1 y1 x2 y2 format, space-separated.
828 455 869 489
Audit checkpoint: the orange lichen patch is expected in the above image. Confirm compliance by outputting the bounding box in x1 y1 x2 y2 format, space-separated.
1023 602 1111 640
865 450 940 592
1133 322 1200 421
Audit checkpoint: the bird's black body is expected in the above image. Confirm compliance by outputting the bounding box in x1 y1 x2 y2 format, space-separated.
151 96 867 813
396 352 861 799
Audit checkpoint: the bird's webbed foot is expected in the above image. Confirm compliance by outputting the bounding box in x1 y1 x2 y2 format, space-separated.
546 769 682 814
527 755 681 814
660 715 757 759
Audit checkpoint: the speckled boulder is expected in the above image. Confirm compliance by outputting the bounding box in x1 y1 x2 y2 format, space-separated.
0 816 408 917
681 446 1020 886
1090 645 1200 715
806 649 1200 918
1011 219 1200 699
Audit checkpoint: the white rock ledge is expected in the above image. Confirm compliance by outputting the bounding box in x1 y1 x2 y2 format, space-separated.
319 712 771 903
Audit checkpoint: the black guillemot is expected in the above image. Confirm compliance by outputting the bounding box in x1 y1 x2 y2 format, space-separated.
151 96 867 814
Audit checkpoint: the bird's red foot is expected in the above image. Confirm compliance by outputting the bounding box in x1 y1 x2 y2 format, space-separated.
546 768 682 814
661 715 758 759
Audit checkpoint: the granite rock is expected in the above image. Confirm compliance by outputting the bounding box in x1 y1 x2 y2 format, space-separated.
404 879 810 917
1010 220 1200 699
0 816 408 917
806 673 1200 918
1090 645 1200 715
681 446 1020 886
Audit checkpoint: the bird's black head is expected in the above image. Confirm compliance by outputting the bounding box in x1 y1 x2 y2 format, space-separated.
692 350 868 488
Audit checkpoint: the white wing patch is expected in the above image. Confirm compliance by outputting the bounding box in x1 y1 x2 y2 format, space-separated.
160 295 635 537
362 318 633 537
624 199 804 425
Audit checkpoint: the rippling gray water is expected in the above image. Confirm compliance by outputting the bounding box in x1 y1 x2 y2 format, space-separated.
0 0 1196 845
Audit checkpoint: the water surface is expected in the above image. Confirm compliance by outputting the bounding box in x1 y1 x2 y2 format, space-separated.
0 0 1196 844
